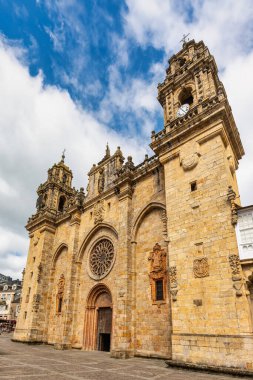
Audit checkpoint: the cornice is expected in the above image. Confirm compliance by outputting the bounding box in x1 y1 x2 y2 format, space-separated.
150 96 244 161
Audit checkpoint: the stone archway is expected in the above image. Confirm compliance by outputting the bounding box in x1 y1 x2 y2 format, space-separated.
83 284 112 352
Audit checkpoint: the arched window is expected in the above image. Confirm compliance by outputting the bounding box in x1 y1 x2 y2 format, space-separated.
58 196 66 212
178 57 186 67
178 87 193 106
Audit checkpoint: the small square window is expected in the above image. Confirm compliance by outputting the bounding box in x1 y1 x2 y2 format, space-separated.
155 280 164 301
190 181 197 192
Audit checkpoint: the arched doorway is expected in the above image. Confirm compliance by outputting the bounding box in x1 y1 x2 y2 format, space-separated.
83 284 112 352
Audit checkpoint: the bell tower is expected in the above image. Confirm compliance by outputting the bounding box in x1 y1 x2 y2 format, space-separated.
36 152 75 214
151 40 253 368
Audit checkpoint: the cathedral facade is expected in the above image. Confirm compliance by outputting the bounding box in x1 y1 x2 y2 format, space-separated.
14 40 253 370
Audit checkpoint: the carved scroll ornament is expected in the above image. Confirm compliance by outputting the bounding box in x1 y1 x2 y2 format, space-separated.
193 257 209 278
228 254 243 297
181 152 200 171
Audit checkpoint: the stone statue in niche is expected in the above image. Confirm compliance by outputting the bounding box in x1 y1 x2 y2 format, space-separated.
94 200 104 224
98 168 105 194
57 274 65 299
148 243 166 273
148 243 167 303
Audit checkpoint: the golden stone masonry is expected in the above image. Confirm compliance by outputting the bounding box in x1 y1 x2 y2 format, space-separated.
14 40 253 370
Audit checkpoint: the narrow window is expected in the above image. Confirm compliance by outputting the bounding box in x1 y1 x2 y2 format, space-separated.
30 272 33 278
58 297 63 313
155 280 164 301
191 181 197 192
24 311 27 319
58 196 66 212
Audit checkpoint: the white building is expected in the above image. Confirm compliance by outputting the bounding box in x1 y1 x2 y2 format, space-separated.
236 206 253 261
0 283 21 320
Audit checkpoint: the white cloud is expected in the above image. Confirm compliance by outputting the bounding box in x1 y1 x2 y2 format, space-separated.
1 0 253 279
0 39 148 279
0 226 29 279
221 52 253 205
124 0 253 67
123 0 253 206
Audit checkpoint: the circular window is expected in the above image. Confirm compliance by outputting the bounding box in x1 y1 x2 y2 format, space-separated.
89 239 115 280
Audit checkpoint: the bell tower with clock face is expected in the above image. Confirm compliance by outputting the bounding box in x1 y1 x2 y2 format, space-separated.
151 40 253 368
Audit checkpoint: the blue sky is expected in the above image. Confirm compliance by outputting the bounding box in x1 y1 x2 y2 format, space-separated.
0 0 166 132
1 0 253 278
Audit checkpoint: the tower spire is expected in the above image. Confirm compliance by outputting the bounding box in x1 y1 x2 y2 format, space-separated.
105 143 110 158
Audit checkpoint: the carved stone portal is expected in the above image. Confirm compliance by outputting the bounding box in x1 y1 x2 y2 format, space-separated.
193 257 209 278
148 243 167 303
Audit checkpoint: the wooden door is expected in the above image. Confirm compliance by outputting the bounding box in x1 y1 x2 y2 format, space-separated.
97 307 112 351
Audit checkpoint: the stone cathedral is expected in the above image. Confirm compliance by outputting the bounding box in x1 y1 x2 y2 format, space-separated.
14 40 253 370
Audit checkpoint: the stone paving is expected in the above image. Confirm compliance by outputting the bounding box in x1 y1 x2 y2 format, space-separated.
0 334 251 380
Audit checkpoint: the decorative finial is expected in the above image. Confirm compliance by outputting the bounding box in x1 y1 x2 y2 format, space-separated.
106 143 110 157
61 149 66 162
180 33 190 46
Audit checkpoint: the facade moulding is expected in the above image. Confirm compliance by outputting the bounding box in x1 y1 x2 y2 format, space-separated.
52 243 68 269
76 222 118 263
84 188 116 211
132 201 166 242
151 100 243 160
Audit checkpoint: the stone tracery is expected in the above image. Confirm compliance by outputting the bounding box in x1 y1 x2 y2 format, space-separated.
89 239 114 278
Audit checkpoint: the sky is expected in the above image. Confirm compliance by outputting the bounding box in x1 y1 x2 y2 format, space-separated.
0 0 253 279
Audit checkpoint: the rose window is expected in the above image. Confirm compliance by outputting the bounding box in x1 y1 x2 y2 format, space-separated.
89 239 114 278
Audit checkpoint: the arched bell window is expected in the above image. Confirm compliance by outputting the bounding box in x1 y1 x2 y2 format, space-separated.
58 196 66 212
178 87 193 106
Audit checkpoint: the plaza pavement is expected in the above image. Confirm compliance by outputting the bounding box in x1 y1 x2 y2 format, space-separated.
0 334 251 380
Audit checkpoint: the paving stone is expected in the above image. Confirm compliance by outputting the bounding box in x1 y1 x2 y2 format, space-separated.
1 335 253 379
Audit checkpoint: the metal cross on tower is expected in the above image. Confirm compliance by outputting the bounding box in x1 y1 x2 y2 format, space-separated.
180 33 190 45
